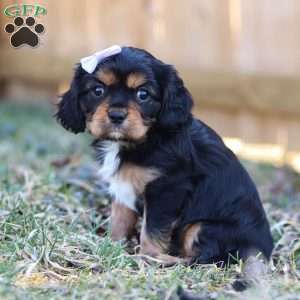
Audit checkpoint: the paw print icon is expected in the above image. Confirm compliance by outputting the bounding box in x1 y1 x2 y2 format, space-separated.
4 16 45 48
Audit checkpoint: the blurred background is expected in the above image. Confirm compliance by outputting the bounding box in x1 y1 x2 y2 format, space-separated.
1 0 300 171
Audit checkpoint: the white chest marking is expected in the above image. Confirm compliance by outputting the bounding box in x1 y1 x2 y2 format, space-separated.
98 141 120 181
98 141 137 211
98 141 161 212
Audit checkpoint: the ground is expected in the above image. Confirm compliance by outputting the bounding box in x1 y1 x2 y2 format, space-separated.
0 101 300 300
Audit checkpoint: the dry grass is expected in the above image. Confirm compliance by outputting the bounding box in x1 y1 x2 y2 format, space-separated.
0 101 299 299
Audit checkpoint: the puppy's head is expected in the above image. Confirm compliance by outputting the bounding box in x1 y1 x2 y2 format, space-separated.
56 47 193 142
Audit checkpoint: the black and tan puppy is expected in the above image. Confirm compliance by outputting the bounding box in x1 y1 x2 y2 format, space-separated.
56 46 273 265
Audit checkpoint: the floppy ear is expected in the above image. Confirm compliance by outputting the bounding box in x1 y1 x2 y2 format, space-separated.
56 71 86 134
157 65 193 129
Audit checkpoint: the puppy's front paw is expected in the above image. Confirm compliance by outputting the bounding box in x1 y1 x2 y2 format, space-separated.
138 253 190 267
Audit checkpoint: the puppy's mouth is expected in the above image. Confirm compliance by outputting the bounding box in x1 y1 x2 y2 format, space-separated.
106 125 127 140
87 120 149 143
107 124 148 143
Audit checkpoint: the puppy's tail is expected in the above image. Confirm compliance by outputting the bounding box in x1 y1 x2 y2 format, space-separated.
232 254 269 292
176 286 207 300
176 254 270 299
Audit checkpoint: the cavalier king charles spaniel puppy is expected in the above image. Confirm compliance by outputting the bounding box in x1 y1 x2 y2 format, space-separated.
56 46 273 266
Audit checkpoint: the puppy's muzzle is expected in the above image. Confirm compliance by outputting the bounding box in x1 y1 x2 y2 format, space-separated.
108 108 128 125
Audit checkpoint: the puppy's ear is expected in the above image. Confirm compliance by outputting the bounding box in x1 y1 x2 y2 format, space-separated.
56 69 86 134
157 65 193 129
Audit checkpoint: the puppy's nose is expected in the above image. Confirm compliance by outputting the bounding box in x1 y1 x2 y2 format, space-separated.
108 109 127 124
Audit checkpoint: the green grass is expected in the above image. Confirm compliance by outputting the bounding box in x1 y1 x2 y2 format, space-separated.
0 101 300 299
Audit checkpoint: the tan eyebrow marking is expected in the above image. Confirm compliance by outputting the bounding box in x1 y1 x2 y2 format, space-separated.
126 72 147 89
96 69 118 86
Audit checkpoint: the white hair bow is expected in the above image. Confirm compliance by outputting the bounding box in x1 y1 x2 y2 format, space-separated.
80 45 122 74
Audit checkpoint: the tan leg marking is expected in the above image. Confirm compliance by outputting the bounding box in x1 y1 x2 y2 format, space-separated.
140 221 189 266
140 214 163 256
111 202 138 241
139 209 186 266
181 223 202 257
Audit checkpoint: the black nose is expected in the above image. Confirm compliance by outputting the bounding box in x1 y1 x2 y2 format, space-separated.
108 109 127 124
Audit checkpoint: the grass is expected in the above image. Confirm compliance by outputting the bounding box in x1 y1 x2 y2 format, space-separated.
0 101 300 299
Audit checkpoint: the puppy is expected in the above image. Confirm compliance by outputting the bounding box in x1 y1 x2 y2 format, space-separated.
56 46 273 265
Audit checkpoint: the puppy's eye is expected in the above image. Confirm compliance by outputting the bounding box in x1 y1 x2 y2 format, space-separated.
93 86 105 97
136 89 150 102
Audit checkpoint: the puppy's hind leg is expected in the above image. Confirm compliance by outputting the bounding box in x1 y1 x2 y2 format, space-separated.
139 215 189 266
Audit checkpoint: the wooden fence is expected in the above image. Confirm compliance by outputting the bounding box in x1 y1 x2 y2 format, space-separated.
1 0 300 170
